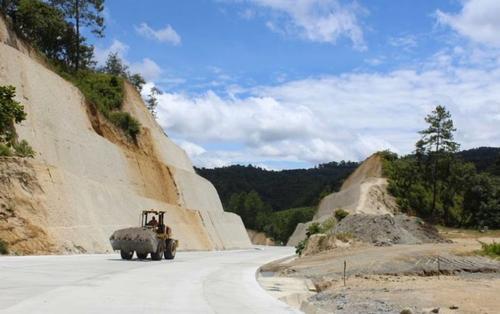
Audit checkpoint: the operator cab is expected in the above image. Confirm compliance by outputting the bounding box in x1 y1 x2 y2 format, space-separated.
141 210 170 236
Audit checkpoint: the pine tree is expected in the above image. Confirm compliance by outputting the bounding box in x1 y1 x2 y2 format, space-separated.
417 105 459 219
146 87 162 118
128 73 145 92
102 52 128 76
50 0 104 71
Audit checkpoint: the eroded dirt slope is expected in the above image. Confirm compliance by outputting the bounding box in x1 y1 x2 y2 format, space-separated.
0 158 55 254
0 16 250 254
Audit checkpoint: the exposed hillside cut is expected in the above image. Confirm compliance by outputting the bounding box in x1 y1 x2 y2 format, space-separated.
0 16 250 254
247 229 275 246
287 154 443 246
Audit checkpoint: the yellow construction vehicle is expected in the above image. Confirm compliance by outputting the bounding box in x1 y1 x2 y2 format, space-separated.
109 210 178 260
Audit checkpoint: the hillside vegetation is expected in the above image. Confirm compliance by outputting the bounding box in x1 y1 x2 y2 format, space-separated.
198 143 500 243
196 163 357 242
1 0 152 141
382 106 500 229
196 161 358 211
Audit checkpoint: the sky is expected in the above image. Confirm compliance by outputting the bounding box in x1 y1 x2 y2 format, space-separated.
90 0 500 169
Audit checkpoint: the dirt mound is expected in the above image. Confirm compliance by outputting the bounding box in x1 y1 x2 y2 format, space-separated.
340 154 383 191
247 229 275 246
302 233 352 256
333 214 448 245
288 154 400 246
314 154 398 219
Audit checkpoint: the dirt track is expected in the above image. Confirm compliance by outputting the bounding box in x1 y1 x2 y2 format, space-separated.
260 238 500 313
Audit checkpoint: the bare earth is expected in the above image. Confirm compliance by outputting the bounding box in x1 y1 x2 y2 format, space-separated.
259 235 500 314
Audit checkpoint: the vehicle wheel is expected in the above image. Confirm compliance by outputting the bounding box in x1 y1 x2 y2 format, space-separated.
151 242 164 261
136 252 148 259
120 250 134 260
164 239 176 260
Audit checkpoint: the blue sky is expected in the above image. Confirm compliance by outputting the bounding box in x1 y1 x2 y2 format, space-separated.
90 0 500 169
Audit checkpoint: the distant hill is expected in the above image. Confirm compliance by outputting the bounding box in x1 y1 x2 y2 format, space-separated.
196 147 500 213
457 147 500 173
196 161 359 211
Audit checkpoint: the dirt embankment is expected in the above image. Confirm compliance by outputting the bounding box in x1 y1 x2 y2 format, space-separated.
334 214 447 245
260 237 500 314
287 154 402 246
247 229 275 246
0 157 55 255
0 14 251 254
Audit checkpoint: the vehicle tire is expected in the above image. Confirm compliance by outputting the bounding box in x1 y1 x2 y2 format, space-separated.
164 239 176 260
120 250 134 260
151 242 164 261
136 252 148 259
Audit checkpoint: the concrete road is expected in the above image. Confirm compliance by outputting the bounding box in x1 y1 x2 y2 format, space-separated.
0 246 299 314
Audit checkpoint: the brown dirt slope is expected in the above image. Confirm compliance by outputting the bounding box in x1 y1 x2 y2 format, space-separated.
0 158 55 255
247 229 275 246
339 153 383 191
0 15 250 254
287 154 400 246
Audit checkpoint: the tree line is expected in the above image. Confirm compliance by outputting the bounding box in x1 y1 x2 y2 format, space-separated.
197 107 500 242
0 0 161 139
382 106 500 228
196 161 359 243
196 161 358 212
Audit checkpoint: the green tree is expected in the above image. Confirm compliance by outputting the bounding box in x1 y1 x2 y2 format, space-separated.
14 0 67 60
146 86 162 118
0 85 34 157
0 85 26 144
417 105 459 219
102 52 128 76
128 73 145 92
50 0 104 71
0 0 19 17
463 173 500 228
492 155 500 176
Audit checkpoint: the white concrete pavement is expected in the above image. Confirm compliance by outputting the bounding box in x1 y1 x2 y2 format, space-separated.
0 246 300 313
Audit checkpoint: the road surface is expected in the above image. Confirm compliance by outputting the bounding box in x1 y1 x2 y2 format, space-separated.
0 246 298 313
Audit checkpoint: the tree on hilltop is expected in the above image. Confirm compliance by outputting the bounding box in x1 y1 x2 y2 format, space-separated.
146 87 162 118
417 105 459 219
50 0 104 71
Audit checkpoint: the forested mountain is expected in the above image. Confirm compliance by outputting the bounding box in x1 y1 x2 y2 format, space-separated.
457 147 500 173
196 161 358 212
196 147 500 214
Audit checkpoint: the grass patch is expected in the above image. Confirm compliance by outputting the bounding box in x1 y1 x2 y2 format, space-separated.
297 217 338 256
436 226 500 239
335 232 353 242
73 72 123 112
479 241 500 258
53 66 141 140
0 143 12 157
334 208 349 221
108 111 140 139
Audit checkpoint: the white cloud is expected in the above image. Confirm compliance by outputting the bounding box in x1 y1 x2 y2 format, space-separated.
129 58 162 81
388 34 418 50
135 23 181 45
177 140 206 157
437 0 500 46
154 58 500 168
94 39 129 66
93 41 164 83
364 57 384 66
247 0 366 49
